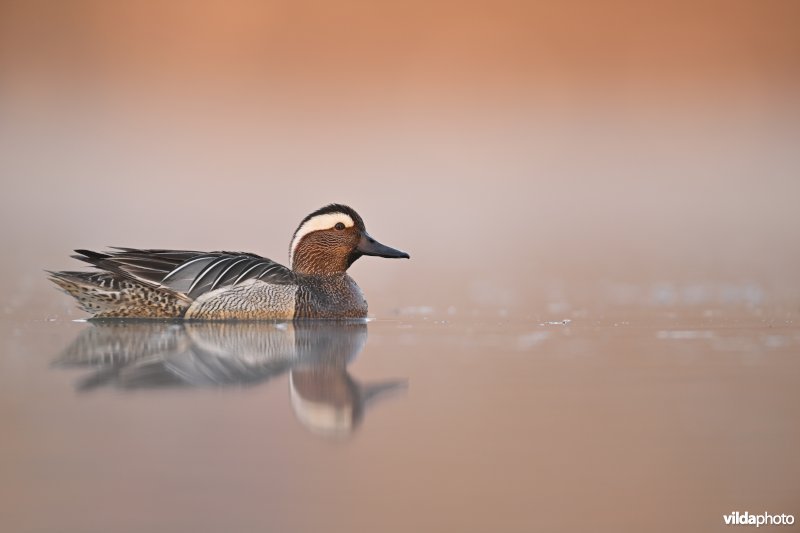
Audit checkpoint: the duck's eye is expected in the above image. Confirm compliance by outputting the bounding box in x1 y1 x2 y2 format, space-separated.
334 222 345 230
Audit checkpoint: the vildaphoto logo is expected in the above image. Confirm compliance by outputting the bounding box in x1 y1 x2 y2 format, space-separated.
723 511 795 527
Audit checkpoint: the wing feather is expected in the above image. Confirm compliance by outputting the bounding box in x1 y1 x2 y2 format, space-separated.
70 248 295 301
186 257 241 298
210 257 253 291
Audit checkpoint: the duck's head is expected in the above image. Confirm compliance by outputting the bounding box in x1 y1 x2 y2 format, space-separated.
289 204 410 275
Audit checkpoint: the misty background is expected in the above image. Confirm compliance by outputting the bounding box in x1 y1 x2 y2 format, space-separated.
1 0 798 318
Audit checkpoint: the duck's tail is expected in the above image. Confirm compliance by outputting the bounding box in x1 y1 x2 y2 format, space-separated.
48 270 189 318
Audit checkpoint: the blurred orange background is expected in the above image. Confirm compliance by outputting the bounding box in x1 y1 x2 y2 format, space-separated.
1 0 799 316
2 5 800 532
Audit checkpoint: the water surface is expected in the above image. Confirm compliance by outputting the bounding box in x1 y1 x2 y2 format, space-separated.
1 298 798 533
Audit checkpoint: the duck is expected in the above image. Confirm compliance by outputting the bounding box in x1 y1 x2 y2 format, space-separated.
49 204 410 319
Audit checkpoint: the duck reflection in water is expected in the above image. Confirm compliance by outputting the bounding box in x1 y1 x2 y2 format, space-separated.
54 321 406 438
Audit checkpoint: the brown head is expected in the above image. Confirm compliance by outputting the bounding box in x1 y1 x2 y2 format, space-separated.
289 204 410 276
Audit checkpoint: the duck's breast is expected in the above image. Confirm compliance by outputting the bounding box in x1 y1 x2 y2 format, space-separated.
294 274 368 319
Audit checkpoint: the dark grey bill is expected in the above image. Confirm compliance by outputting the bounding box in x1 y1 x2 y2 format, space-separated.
356 233 410 259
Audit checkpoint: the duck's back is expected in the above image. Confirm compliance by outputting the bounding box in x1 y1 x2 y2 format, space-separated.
50 248 298 319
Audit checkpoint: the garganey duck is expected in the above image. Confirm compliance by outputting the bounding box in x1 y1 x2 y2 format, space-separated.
49 204 409 319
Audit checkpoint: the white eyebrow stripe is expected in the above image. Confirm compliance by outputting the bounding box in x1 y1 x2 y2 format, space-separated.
290 212 355 265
